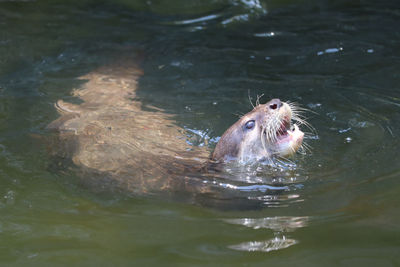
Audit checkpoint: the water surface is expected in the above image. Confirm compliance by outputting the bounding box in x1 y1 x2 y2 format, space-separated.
0 0 400 265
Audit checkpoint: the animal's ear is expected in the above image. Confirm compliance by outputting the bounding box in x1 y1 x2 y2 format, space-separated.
212 124 243 162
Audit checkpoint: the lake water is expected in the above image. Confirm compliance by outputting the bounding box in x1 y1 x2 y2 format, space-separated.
1 0 399 265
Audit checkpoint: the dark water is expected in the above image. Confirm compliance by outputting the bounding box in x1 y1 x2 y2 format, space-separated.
1 0 400 265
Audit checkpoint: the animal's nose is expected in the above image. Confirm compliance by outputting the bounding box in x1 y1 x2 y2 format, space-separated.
268 99 282 110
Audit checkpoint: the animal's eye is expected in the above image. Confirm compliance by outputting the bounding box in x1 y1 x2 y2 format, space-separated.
244 120 255 130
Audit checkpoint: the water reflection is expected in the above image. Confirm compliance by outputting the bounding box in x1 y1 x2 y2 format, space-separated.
1 0 399 263
225 216 309 252
193 155 310 209
229 237 298 252
226 216 309 231
166 0 267 29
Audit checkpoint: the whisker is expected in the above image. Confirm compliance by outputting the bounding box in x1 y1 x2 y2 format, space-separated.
233 112 245 118
256 94 264 107
292 115 317 135
292 112 310 120
298 146 307 155
288 102 318 115
248 89 255 109
260 125 268 154
299 144 309 155
274 156 296 167
301 142 312 153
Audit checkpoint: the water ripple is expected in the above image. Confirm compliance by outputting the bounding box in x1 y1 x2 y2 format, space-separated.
225 216 309 252
229 237 298 252
225 216 309 231
171 14 222 25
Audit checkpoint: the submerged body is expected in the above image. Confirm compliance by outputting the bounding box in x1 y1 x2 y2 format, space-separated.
48 52 306 202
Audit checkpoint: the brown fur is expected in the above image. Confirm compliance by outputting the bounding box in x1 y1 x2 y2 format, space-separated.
48 51 302 202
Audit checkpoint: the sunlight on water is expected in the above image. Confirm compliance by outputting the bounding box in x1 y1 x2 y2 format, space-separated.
226 216 308 252
229 236 298 252
225 216 309 231
0 0 400 265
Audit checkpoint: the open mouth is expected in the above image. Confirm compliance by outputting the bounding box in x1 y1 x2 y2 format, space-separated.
276 117 292 140
265 102 305 157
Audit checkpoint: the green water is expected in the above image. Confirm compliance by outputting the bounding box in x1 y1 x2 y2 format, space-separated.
1 0 400 265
